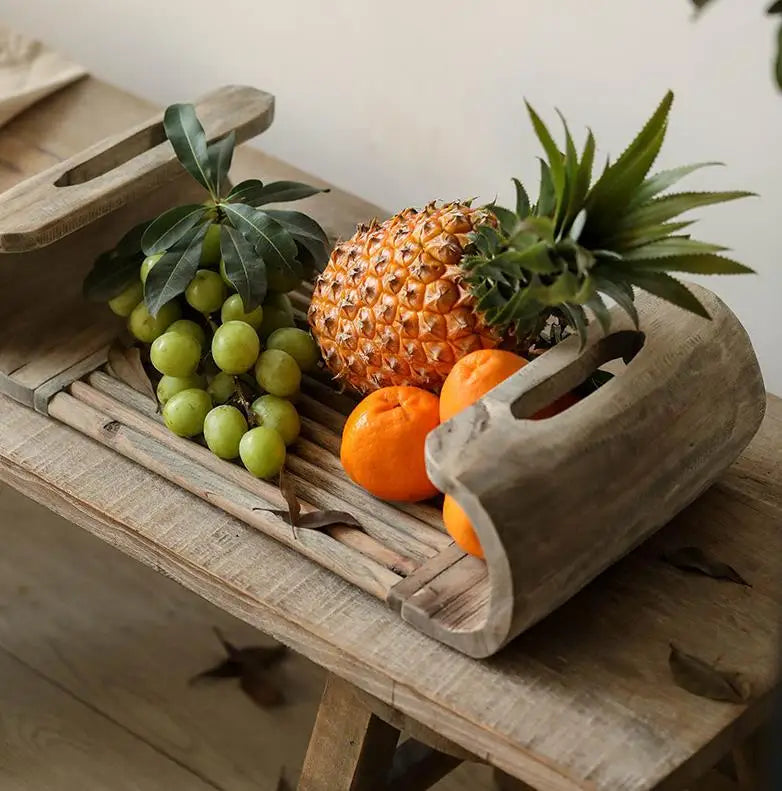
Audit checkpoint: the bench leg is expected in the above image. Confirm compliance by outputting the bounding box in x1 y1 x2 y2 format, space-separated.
298 674 400 791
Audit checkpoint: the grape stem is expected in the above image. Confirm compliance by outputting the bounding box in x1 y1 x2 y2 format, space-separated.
232 377 257 427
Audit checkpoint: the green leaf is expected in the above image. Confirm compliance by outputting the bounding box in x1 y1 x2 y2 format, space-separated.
249 181 328 206
525 103 565 209
594 276 639 328
623 269 710 319
489 204 521 236
584 93 673 239
561 303 589 349
83 250 142 302
569 209 587 242
629 162 723 208
573 129 596 214
621 236 728 260
163 103 214 195
221 203 299 275
220 224 267 311
207 131 235 198
776 21 782 90
531 270 583 305
471 224 502 255
520 215 555 244
536 160 556 217
264 209 330 267
556 109 580 235
141 204 207 255
493 284 539 326
115 220 150 257
492 242 557 275
769 1 782 13
609 220 695 250
625 253 754 275
227 179 265 205
618 191 754 229
144 224 208 316
512 178 531 219
585 292 612 334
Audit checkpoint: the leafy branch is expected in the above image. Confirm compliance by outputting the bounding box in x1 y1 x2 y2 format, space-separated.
84 104 332 316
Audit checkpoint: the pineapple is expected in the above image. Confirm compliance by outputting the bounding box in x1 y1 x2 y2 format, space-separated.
309 91 753 394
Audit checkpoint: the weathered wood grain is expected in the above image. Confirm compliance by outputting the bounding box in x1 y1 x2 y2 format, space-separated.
2 389 779 791
427 292 767 657
49 391 400 600
298 674 400 791
0 85 274 252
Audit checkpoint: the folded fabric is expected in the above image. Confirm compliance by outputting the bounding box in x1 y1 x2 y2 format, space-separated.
0 24 87 128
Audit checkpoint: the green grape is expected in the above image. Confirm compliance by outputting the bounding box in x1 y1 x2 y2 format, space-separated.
254 349 301 397
167 319 208 351
220 294 264 329
211 320 261 374
162 388 212 437
200 224 222 267
157 373 206 405
127 301 181 343
239 426 286 478
203 405 248 459
266 267 303 293
150 331 201 377
108 281 143 317
258 292 295 340
185 269 226 314
218 259 236 289
207 371 236 404
140 252 163 284
266 327 319 372
251 394 300 446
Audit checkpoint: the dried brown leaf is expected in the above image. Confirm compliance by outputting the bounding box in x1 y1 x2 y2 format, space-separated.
107 340 156 402
254 505 363 533
279 467 301 527
668 644 751 703
662 546 750 587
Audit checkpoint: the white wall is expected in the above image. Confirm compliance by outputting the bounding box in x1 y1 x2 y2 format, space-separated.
4 0 781 392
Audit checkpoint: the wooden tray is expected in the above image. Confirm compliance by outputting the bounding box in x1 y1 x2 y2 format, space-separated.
0 85 767 658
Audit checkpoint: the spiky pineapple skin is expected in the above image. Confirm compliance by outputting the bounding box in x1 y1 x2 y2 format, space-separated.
308 203 502 394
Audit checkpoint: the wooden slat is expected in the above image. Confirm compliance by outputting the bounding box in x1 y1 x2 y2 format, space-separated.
72 378 419 577
85 372 439 562
387 544 464 614
49 391 400 601
33 345 110 413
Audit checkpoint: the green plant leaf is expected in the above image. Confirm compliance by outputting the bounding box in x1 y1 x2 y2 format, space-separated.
520 215 555 244
512 178 531 219
220 224 267 311
621 237 728 260
618 190 754 229
141 204 207 255
560 303 589 349
221 203 299 275
83 250 142 302
163 103 214 195
492 242 557 275
493 284 540 326
609 220 695 250
144 224 208 316
227 179 266 205
585 292 611 334
488 204 521 236
594 276 639 328
207 131 235 198
114 220 150 257
573 130 595 216
526 103 565 209
629 162 723 208
556 109 580 235
625 253 754 275
264 209 330 267
471 224 502 255
536 160 556 217
770 1 782 13
569 209 587 242
584 93 673 240
249 181 328 206
776 21 782 89
623 269 710 318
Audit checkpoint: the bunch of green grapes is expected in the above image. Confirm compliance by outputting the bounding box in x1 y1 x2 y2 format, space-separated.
108 226 319 479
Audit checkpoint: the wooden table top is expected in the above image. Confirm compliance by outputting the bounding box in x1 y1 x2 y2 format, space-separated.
1 77 780 791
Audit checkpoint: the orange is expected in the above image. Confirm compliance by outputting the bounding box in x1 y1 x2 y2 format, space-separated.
443 495 484 558
439 349 528 423
341 386 440 502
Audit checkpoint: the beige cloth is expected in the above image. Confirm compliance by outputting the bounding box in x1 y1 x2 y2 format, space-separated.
0 25 86 128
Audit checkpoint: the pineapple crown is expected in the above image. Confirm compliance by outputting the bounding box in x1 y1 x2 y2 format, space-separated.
84 104 330 316
464 91 755 345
